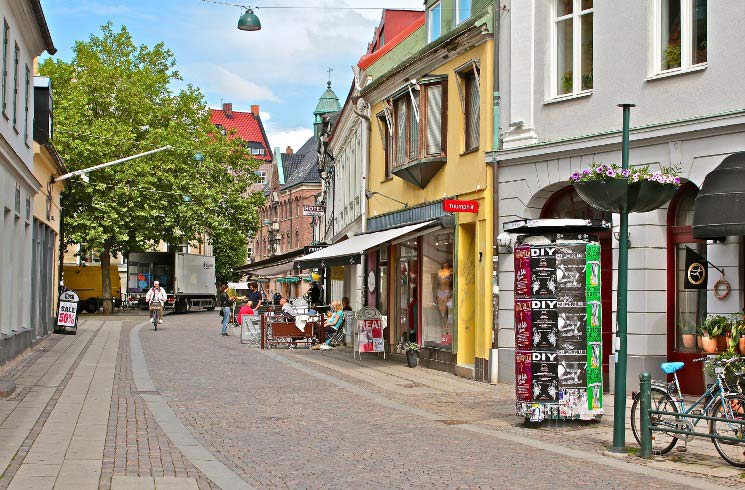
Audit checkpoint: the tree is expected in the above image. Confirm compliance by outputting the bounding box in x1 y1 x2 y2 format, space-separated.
41 24 262 313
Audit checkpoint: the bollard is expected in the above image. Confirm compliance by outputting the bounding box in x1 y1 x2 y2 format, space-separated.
639 371 652 459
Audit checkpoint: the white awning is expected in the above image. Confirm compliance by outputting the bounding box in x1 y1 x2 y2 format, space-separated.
295 220 437 268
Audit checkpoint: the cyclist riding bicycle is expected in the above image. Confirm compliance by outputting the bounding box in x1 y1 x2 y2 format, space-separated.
146 281 167 324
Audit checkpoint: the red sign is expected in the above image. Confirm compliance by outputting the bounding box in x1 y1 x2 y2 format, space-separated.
443 199 479 213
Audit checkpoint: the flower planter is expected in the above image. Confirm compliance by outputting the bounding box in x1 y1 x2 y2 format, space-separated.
406 350 418 368
739 338 745 355
573 179 678 214
697 335 703 350
701 335 718 353
681 334 697 350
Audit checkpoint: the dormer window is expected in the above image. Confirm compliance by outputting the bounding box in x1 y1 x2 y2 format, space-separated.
251 148 265 156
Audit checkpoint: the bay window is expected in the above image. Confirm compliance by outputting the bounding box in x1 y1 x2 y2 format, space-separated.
552 0 593 97
654 0 706 74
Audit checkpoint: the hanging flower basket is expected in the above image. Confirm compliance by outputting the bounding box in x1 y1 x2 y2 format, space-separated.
571 163 680 214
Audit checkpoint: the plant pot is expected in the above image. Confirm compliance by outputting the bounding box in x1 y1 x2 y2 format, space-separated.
701 335 718 353
406 350 418 368
681 334 696 350
739 338 745 355
697 335 703 350
717 335 729 352
573 179 678 214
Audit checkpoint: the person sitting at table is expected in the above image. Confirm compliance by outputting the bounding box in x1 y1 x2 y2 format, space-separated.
236 300 255 326
280 297 296 321
314 301 343 345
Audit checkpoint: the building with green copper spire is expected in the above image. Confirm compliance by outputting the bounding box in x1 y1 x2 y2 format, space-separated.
313 81 341 139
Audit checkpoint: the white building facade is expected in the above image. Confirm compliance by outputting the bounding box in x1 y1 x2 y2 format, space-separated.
491 0 745 394
0 0 55 365
318 86 369 314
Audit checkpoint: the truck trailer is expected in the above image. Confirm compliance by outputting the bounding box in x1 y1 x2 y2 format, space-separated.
126 252 216 313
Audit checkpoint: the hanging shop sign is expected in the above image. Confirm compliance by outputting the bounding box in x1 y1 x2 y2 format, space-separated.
514 241 603 422
443 199 479 213
303 244 328 254
354 306 385 359
684 247 707 290
302 205 325 216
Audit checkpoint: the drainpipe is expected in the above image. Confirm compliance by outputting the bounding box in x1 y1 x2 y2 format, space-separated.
355 102 370 309
489 0 502 384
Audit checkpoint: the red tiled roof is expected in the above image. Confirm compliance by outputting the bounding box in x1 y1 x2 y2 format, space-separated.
209 108 272 161
358 15 424 70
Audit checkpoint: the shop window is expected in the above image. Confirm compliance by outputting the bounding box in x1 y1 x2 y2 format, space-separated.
396 241 418 344
551 0 593 97
421 231 454 349
653 0 706 74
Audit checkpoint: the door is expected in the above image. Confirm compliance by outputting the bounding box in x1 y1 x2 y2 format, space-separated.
667 184 706 394
396 240 419 345
541 186 613 390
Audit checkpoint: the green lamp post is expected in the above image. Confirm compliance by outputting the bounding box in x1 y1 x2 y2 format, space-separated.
238 8 261 31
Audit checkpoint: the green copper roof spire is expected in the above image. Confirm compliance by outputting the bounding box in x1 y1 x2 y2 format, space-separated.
314 81 341 116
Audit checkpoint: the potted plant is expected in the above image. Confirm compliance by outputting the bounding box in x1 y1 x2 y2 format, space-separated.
570 163 681 213
731 314 745 354
700 315 728 353
679 319 697 351
704 350 745 393
399 341 420 368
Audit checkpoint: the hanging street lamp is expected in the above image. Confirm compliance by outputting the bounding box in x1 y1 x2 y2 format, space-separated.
237 8 261 31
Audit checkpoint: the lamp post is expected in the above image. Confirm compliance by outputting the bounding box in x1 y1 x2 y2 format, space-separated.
612 103 635 452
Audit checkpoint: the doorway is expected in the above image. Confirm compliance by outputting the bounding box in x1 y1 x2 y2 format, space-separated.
396 240 419 345
541 186 613 390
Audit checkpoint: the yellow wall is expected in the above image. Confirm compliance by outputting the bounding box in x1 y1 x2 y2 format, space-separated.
369 40 495 368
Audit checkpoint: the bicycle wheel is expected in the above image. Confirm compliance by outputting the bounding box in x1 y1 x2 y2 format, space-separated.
153 310 159 331
710 394 745 468
631 387 679 454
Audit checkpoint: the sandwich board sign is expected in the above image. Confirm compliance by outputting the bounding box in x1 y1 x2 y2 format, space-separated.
354 307 385 359
57 290 80 331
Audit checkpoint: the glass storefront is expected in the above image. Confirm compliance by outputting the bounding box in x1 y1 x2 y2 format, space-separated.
421 231 455 349
396 240 418 344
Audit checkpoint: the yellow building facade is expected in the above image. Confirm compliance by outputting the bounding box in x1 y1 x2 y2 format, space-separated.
361 6 496 381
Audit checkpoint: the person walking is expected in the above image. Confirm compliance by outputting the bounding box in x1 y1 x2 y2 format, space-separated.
217 284 232 336
308 281 321 308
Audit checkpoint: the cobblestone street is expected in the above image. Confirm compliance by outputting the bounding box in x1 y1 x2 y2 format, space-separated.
1 313 742 489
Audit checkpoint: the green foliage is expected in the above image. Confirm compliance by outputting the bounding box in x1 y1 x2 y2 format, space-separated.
41 23 263 307
700 315 731 337
663 43 681 69
398 341 420 352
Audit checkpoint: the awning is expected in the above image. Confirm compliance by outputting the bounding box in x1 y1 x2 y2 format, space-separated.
276 277 300 283
295 220 437 269
693 152 745 239
248 261 295 278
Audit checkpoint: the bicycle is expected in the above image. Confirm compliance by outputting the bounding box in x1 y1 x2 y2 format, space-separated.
149 300 163 331
630 356 745 466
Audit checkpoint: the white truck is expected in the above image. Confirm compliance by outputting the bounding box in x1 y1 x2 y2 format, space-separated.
126 252 216 313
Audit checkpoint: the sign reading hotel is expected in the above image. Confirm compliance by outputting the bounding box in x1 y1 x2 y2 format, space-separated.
443 199 479 213
302 205 325 216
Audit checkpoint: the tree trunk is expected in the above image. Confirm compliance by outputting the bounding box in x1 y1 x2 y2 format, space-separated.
101 249 113 314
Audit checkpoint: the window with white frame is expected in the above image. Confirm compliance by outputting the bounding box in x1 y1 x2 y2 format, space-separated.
255 169 267 184
251 147 265 156
653 0 706 74
428 2 442 42
552 0 593 97
456 0 471 25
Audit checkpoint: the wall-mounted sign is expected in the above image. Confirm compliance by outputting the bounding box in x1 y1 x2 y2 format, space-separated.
303 244 328 254
303 205 325 216
443 199 479 213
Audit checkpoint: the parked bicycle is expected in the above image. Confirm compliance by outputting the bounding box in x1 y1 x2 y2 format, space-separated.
630 356 745 467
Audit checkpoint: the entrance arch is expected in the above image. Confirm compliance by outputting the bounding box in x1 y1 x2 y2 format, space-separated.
541 186 613 390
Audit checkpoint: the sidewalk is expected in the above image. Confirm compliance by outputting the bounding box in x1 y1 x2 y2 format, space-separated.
278 347 745 486
0 317 212 490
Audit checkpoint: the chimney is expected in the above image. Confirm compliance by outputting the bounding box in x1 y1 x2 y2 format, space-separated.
222 102 233 118
285 146 293 155
251 105 260 117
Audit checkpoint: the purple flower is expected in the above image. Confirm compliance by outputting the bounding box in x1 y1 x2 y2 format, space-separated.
582 169 591 175
606 169 616 177
621 169 631 178
596 167 604 174
570 172 579 181
674 177 681 184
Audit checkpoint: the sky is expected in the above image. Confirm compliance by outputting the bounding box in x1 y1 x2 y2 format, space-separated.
40 0 424 152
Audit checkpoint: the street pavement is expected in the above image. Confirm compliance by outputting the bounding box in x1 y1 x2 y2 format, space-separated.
0 311 741 489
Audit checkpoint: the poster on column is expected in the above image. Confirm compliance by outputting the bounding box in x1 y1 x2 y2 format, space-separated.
531 299 558 351
585 243 601 300
515 299 532 351
514 246 532 298
515 350 532 402
530 246 557 296
556 245 586 296
531 351 559 402
556 295 586 353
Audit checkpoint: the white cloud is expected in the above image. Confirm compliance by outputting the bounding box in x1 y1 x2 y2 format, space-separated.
260 111 271 122
182 63 280 103
266 127 313 155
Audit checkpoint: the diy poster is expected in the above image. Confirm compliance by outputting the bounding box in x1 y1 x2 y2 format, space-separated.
531 351 559 402
531 300 558 351
530 246 557 297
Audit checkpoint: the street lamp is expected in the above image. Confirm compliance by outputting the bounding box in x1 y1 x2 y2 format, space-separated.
237 8 261 31
53 145 173 183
